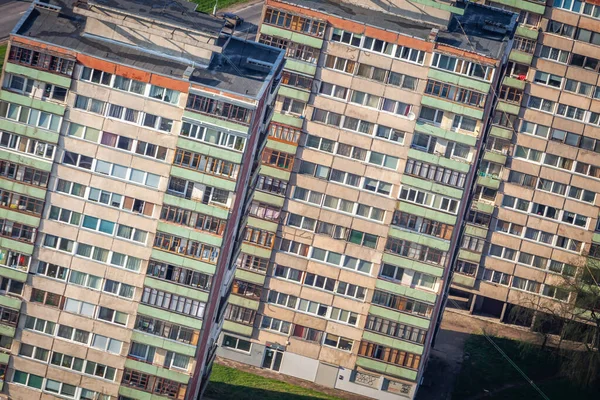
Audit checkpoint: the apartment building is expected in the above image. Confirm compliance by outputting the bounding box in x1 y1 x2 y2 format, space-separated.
0 1 283 400
450 0 600 337
216 0 516 398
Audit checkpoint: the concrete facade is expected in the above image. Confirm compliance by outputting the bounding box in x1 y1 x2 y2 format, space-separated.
450 0 600 344
0 1 283 399
217 0 517 399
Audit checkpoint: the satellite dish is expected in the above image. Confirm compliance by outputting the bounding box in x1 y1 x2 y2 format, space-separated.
407 112 416 121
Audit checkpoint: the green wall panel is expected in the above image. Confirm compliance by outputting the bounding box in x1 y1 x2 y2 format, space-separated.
234 268 266 285
488 0 545 14
0 294 21 310
124 359 190 384
427 69 491 93
516 25 539 39
278 86 310 103
483 150 507 165
0 266 28 282
0 324 15 338
5 63 72 87
452 273 476 288
246 216 278 232
0 90 65 116
0 178 46 199
397 201 457 225
401 175 463 200
170 166 236 192
265 138 298 154
502 75 526 90
457 248 482 263
271 111 304 128
258 164 290 181
476 174 501 189
0 237 33 254
382 253 444 278
0 148 52 171
496 100 521 115
0 118 59 143
489 126 513 140
162 194 229 220
240 243 272 259
137 304 203 330
260 24 324 48
284 60 317 77
176 136 242 164
223 320 254 337
183 110 248 134
387 226 450 251
509 49 533 65
157 221 223 248
375 279 437 304
355 357 418 381
252 191 285 207
150 249 216 275
407 148 471 174
0 208 40 227
414 120 477 147
421 96 484 120
130 331 197 357
228 293 260 310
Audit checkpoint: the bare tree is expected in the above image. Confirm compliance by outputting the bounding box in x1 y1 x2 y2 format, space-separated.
505 253 600 388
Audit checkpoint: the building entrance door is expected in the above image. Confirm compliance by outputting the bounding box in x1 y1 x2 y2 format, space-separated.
261 348 284 371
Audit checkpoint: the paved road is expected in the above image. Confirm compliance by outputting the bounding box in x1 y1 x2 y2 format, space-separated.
0 0 31 41
225 1 263 39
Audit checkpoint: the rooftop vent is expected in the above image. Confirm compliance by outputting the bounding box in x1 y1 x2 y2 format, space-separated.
245 58 272 73
34 0 62 12
482 19 507 34
428 28 439 42
183 66 194 80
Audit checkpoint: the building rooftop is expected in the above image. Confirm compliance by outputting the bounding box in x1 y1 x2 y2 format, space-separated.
277 0 515 59
14 0 283 98
87 0 224 37
437 3 517 59
278 0 438 40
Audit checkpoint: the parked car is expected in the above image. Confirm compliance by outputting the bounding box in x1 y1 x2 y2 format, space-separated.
222 12 244 28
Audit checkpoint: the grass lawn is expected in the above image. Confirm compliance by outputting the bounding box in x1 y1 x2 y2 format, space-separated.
0 43 7 71
192 0 251 14
453 335 596 399
205 364 343 400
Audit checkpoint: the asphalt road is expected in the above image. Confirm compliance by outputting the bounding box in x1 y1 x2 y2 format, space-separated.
0 0 31 41
227 1 263 39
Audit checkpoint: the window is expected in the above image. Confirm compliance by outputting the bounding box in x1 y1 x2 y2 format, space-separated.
8 46 75 75
431 53 493 81
388 72 419 90
385 237 447 264
62 151 93 170
259 34 320 63
392 211 454 239
512 277 541 293
542 285 570 301
556 104 586 121
533 70 562 87
452 115 477 132
269 123 301 144
519 120 549 138
0 131 55 159
514 146 542 162
260 316 291 334
356 63 388 82
43 234 74 253
24 316 55 334
262 148 294 170
263 8 326 37
311 107 342 126
381 98 412 116
280 96 305 115
224 304 256 324
141 287 206 318
365 315 426 344
564 79 593 96
425 80 485 107
186 94 252 124
527 96 555 113
555 236 583 252
12 370 44 389
292 325 323 342
350 90 381 108
303 273 335 292
454 260 477 276
181 121 246 152
539 45 569 63
154 232 220 262
507 171 536 188
461 235 485 253
358 341 421 369
19 343 49 362
546 20 576 38
324 54 357 74
273 264 303 282
323 333 353 351
482 269 510 286
281 71 313 91
513 36 536 53
419 106 443 124
375 125 405 143
569 53 600 72
489 245 517 261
